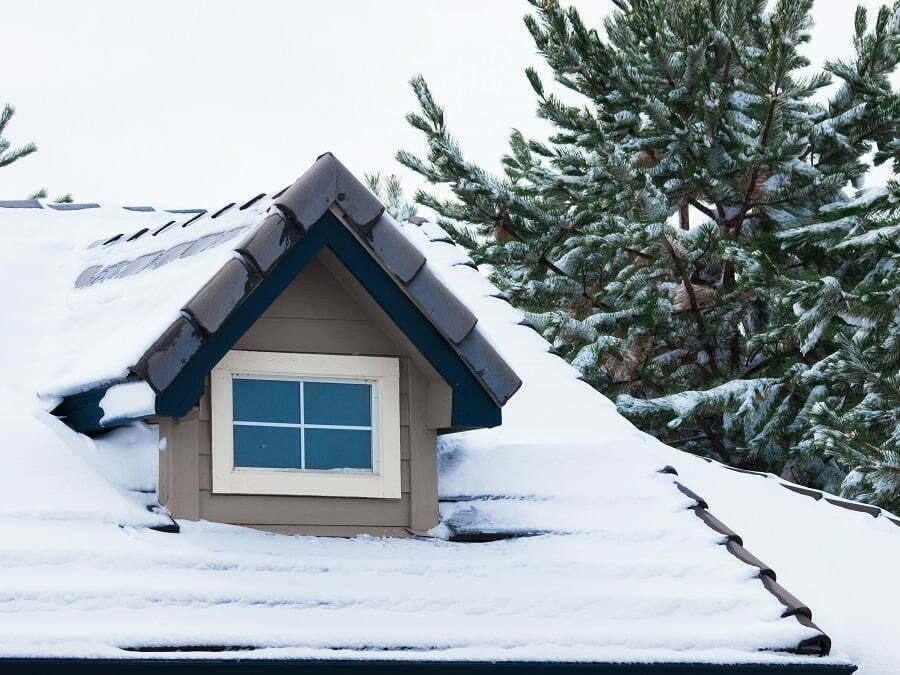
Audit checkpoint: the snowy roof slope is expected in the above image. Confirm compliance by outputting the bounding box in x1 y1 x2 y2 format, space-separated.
0 162 890 667
0 197 268 397
0 382 169 530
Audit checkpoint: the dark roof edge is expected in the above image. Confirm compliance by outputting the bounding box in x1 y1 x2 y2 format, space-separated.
0 657 857 674
659 467 833 657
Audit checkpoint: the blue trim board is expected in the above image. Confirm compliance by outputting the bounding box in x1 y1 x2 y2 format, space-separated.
0 659 858 674
52 386 115 435
56 212 501 433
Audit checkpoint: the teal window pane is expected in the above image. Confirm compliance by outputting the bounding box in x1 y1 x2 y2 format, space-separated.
234 426 301 468
305 428 373 470
304 382 372 426
233 378 300 424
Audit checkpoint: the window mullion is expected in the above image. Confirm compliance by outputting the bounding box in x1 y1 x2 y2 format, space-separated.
299 380 306 470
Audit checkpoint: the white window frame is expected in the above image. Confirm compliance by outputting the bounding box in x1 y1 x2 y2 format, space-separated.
211 350 401 499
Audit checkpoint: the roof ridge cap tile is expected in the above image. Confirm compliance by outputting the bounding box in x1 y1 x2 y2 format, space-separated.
663 469 832 657
274 153 384 232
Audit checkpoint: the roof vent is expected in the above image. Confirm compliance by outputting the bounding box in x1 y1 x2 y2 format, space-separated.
239 193 266 210
126 228 149 242
210 202 236 218
181 211 207 227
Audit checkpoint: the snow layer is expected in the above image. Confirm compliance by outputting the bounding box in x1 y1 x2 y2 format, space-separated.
674 457 900 675
0 198 890 667
0 199 269 399
0 382 165 528
100 381 156 424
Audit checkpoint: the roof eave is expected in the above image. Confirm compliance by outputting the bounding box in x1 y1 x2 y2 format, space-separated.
0 657 857 674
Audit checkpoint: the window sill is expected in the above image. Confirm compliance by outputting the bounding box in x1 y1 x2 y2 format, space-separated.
214 467 401 499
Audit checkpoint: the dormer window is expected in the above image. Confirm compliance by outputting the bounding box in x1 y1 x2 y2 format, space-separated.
211 350 401 499
232 377 375 472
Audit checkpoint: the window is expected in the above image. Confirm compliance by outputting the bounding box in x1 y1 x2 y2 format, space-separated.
211 351 401 498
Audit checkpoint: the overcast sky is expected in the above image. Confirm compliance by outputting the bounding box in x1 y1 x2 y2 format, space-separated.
1 0 893 210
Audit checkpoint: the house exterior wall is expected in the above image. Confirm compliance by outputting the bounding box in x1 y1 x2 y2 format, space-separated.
157 253 443 536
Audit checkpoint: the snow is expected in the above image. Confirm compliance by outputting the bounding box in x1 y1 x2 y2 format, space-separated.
674 457 900 675
0 199 892 668
0 382 165 528
99 381 156 424
0 199 267 401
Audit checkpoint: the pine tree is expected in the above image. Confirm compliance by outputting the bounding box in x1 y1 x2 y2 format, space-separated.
0 104 36 170
766 179 900 510
0 102 70 202
365 172 418 222
398 0 900 498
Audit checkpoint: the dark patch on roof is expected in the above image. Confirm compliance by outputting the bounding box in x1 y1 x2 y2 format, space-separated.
120 645 256 653
90 260 132 285
102 234 123 246
123 206 155 212
0 199 42 208
74 265 103 289
446 530 550 543
181 211 207 227
0 658 856 672
148 241 195 269
146 504 179 533
48 202 100 210
239 193 266 210
119 251 165 278
76 227 249 289
152 220 176 236
126 228 149 242
658 465 679 475
165 208 206 214
211 203 236 219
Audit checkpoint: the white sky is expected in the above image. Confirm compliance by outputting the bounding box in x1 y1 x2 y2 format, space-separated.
0 0 893 209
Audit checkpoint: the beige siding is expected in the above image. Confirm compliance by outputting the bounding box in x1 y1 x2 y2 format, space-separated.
159 254 441 536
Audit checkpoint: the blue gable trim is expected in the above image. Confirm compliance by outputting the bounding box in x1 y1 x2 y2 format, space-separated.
56 212 500 433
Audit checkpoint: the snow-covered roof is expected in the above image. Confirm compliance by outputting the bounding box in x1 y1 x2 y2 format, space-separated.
1 155 518 436
0 156 895 670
